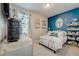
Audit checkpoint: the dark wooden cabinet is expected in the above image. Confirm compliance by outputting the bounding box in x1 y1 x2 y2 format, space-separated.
7 18 20 42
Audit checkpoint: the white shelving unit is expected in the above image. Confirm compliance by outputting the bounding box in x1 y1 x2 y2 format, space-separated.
67 23 79 45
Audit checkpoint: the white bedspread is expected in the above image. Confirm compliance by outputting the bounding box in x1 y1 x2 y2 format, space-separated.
39 31 67 51
40 35 63 51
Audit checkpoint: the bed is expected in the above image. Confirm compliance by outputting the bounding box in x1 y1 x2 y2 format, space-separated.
39 30 67 53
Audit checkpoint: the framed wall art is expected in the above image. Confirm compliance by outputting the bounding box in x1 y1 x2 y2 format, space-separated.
42 20 46 29
34 18 40 29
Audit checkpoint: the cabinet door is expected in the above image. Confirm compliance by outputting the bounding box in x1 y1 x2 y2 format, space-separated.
8 20 19 41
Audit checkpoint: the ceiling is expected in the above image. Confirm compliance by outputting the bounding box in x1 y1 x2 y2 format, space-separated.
14 3 79 18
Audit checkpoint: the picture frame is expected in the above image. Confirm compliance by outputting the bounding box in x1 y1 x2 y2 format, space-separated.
42 20 46 29
34 18 40 29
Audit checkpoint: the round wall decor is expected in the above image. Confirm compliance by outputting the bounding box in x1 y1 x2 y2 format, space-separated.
55 18 63 28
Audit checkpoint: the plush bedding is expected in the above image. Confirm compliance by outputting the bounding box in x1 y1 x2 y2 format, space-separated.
39 30 67 52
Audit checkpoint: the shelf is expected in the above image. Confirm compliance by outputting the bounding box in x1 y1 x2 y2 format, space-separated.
67 34 79 36
67 23 79 46
67 34 74 36
67 24 79 26
67 29 79 31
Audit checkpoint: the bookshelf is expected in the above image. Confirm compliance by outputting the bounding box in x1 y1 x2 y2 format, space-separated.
67 23 79 46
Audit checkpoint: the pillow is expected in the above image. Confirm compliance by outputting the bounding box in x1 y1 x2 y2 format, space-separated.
48 31 52 35
50 32 54 36
48 31 54 35
50 32 58 37
57 31 66 37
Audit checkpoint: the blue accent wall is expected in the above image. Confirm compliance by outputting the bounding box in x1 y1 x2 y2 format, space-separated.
48 7 79 31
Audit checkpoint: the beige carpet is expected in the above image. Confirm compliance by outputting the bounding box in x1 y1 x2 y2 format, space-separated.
33 40 79 56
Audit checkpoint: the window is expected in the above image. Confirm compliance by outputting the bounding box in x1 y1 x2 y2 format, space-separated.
17 12 29 38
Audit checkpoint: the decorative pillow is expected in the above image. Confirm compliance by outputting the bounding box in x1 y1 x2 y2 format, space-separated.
48 31 50 35
56 30 66 38
50 32 54 36
50 32 58 37
48 31 52 35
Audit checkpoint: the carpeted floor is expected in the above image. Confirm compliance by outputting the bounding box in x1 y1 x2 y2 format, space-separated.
33 40 79 56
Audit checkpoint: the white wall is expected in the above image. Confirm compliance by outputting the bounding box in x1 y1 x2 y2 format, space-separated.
0 4 7 41
29 12 48 40
0 3 48 42
10 4 48 41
